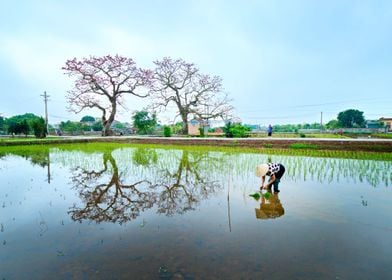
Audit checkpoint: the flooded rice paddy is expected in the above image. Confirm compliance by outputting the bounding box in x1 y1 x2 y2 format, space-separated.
0 144 391 279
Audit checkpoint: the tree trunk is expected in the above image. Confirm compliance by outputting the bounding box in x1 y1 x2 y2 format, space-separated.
102 122 112 136
102 102 117 136
180 112 188 135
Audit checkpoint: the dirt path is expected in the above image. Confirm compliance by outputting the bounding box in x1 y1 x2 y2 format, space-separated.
2 136 391 152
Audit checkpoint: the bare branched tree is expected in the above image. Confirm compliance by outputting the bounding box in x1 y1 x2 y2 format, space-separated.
149 57 233 134
62 55 152 136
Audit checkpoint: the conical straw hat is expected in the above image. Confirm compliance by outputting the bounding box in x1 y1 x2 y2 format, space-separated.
255 164 269 177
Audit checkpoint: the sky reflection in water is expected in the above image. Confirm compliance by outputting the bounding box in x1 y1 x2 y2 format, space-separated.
0 146 391 279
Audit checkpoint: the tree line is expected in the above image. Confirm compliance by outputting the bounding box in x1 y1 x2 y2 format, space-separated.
272 109 385 132
0 113 46 138
0 107 384 138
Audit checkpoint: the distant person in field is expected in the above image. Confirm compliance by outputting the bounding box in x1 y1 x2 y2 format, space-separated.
256 163 285 193
267 124 273 136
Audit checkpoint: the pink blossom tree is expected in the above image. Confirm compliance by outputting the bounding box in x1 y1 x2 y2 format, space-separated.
62 55 151 136
149 57 233 134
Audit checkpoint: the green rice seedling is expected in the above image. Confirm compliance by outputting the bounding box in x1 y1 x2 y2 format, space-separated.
1 143 391 188
289 143 319 150
249 192 261 199
262 192 271 199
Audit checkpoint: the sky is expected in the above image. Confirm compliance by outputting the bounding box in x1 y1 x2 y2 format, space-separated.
0 0 391 126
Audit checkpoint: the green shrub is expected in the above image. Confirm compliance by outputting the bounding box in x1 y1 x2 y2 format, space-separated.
224 122 234 138
199 127 205 137
31 117 47 138
224 122 250 138
163 126 171 137
231 125 250 138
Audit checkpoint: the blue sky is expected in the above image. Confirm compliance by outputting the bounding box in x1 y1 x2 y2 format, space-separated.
0 0 391 126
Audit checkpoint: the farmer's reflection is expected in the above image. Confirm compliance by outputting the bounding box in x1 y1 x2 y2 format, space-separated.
255 193 285 220
68 148 220 223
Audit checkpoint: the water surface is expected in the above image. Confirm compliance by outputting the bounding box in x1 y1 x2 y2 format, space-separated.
0 145 391 279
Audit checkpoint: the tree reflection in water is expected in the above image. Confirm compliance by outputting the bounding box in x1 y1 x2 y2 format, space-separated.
68 148 222 223
154 150 221 216
68 151 158 224
0 149 49 167
0 148 52 182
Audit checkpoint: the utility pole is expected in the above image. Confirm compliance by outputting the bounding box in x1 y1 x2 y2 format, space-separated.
41 91 50 133
320 111 323 131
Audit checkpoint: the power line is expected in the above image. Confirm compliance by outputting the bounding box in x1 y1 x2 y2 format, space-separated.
236 96 391 114
285 97 390 109
49 114 71 119
241 112 317 120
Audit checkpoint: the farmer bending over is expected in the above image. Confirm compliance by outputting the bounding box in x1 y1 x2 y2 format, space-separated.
256 163 286 193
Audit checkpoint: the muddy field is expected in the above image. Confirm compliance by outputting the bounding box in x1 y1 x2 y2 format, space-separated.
115 137 392 152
